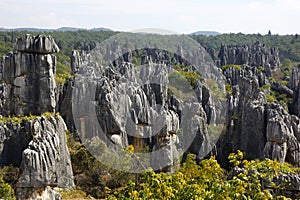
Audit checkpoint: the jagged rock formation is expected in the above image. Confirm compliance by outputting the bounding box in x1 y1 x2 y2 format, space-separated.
1 34 58 116
0 35 74 200
214 40 300 171
0 115 74 200
71 54 183 172
218 75 300 167
58 38 300 197
1 32 300 198
288 65 300 117
17 115 74 199
68 40 223 172
223 64 268 87
218 41 280 74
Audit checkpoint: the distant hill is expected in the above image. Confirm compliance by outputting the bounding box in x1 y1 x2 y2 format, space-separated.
189 31 221 36
0 27 113 32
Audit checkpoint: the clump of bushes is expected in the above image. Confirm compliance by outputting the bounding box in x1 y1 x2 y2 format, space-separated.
221 64 242 71
108 151 296 200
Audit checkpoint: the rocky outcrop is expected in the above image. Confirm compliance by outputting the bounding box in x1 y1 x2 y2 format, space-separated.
1 34 58 116
69 42 221 172
14 34 59 54
16 115 74 199
218 75 300 167
218 41 280 72
287 65 300 117
223 64 268 87
264 103 300 166
0 114 74 199
0 35 74 200
219 77 267 163
287 65 300 91
0 121 32 167
72 55 182 171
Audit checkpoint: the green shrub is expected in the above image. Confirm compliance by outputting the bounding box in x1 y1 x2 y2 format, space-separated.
266 94 276 103
109 151 296 200
225 83 232 95
0 112 56 125
0 178 15 200
58 189 87 199
206 79 226 101
258 66 264 72
221 64 242 71
260 84 271 91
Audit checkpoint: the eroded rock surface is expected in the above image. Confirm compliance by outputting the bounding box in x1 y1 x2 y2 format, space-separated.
1 34 58 116
218 41 280 71
16 115 74 199
69 42 222 172
0 34 74 200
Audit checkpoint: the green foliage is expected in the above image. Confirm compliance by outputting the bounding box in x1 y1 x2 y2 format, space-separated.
0 166 20 191
58 189 88 199
281 59 293 76
109 155 226 200
260 84 271 91
0 112 56 125
108 151 297 200
268 77 276 83
0 178 15 200
221 64 242 71
266 94 276 103
228 151 299 199
206 79 226 101
258 66 264 72
67 135 138 198
55 72 73 84
267 89 293 109
168 70 196 100
55 52 72 84
179 71 202 89
225 83 232 95
171 64 202 89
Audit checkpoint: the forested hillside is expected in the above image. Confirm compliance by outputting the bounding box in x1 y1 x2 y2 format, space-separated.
1 30 300 68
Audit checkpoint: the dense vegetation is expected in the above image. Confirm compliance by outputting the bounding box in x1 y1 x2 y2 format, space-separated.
108 151 299 199
60 144 299 199
1 31 300 81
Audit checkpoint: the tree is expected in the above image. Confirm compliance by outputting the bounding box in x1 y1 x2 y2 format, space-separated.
268 30 272 36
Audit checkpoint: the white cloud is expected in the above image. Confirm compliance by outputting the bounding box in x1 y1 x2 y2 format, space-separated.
0 0 299 34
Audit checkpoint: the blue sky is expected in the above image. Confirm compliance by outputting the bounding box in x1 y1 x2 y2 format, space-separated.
0 0 299 34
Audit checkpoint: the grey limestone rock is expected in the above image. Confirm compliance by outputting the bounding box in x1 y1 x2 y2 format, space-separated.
1 35 58 116
70 45 218 172
218 41 280 71
17 115 74 199
219 75 300 167
0 34 74 200
17 186 62 200
14 34 59 54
